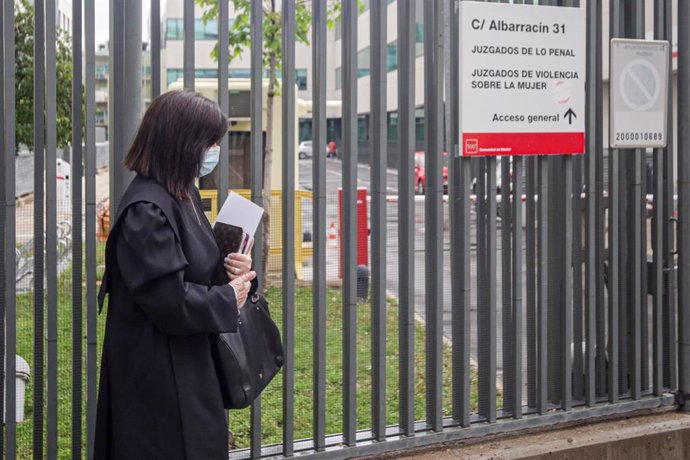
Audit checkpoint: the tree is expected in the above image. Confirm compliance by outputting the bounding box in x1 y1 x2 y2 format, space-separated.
15 0 73 152
196 0 344 290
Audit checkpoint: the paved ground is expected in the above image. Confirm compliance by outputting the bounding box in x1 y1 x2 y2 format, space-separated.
381 410 690 459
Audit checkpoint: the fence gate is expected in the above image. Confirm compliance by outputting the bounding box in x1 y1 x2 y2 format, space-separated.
1 0 690 458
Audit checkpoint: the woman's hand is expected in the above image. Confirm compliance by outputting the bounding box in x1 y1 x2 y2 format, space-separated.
229 271 256 309
224 238 254 281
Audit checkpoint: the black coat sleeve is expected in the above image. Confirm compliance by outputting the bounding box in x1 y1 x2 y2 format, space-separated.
115 202 239 335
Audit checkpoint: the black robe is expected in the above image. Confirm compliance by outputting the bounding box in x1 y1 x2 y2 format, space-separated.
94 176 238 459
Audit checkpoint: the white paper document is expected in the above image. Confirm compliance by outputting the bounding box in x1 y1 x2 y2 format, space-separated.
215 192 265 237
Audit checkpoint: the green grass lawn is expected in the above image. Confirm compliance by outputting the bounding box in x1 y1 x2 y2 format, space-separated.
227 288 480 449
13 253 481 457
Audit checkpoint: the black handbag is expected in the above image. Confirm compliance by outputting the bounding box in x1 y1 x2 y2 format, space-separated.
210 294 284 409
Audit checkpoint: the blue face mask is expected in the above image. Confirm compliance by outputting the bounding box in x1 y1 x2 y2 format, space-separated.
199 145 220 177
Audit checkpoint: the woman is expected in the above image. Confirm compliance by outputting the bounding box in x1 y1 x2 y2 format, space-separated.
94 90 255 459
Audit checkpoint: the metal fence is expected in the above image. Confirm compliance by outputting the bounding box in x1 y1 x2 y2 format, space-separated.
1 0 690 458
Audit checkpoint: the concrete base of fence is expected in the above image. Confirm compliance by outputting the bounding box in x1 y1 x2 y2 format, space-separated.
386 408 690 460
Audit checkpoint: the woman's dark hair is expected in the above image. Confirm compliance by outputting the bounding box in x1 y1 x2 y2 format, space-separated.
124 90 228 199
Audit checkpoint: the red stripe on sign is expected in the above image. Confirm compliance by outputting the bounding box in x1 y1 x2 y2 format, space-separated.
462 132 585 156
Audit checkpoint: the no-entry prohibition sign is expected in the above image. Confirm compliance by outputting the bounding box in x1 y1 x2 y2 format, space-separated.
610 38 670 149
459 2 586 156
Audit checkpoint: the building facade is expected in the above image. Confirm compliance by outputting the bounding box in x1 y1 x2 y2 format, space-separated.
162 0 311 98
94 42 152 141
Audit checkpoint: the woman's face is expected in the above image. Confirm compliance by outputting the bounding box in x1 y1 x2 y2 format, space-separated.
198 143 221 177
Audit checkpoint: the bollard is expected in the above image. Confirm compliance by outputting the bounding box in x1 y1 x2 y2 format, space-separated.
357 265 370 303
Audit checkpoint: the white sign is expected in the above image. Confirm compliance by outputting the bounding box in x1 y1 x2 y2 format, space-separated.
610 39 669 149
459 2 586 156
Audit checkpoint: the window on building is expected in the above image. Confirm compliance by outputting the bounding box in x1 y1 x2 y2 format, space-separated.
387 111 398 142
165 18 232 41
416 22 424 57
415 108 425 142
229 68 251 78
167 69 182 86
200 69 219 78
387 41 398 72
166 68 261 86
95 64 109 79
95 110 108 125
357 47 370 78
296 69 308 90
166 18 183 40
195 18 218 40
358 114 369 142
299 119 312 143
166 68 219 86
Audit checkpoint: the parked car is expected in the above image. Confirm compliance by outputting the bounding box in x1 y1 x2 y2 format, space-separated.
298 141 313 159
414 151 449 195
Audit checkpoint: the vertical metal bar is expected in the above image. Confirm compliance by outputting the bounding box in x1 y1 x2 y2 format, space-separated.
109 0 122 213
526 157 537 409
651 0 665 393
151 0 161 98
618 0 631 399
249 1 264 454
663 0 677 391
677 0 690 411
512 156 523 419
544 0 562 410
218 0 229 210
72 0 84 454
502 154 513 414
370 0 387 441
124 1 143 189
85 0 98 456
2 0 16 455
547 164 563 406
572 156 583 402
342 0 358 445
537 157 548 413
109 0 138 215
33 0 46 456
250 0 264 307
281 0 296 452
487 157 497 423
312 0 327 449
609 0 621 404
562 156 574 411
0 4 4 453
584 0 599 406
397 0 416 437
477 156 489 417
501 163 512 412
183 0 194 90
46 0 59 454
450 0 471 428
423 0 444 431
630 0 644 401
0 2 4 454
594 0 606 399
460 155 474 422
